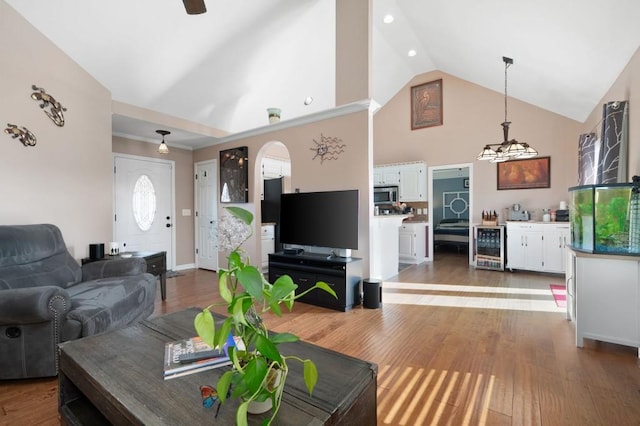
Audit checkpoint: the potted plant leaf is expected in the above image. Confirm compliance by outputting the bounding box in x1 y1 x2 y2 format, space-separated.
194 206 337 426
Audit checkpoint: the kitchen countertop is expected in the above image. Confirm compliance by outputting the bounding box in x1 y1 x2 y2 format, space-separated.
403 215 427 223
505 220 569 225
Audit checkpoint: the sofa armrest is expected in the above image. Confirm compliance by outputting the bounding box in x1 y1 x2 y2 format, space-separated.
0 286 71 324
81 257 147 281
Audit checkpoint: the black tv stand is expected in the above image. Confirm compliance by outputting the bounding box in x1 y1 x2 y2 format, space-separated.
268 252 363 312
283 248 304 255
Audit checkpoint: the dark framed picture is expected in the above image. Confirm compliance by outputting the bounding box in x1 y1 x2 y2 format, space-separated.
411 79 443 130
497 156 550 190
463 178 469 188
220 146 249 203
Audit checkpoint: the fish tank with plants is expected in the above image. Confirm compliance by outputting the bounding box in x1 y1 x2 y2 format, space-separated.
569 176 640 255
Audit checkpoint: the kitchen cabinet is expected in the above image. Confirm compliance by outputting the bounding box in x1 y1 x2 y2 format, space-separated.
567 249 640 351
398 162 427 202
543 224 570 273
262 157 290 179
506 222 570 273
506 222 543 271
374 165 400 186
261 224 275 271
399 222 427 264
374 162 426 202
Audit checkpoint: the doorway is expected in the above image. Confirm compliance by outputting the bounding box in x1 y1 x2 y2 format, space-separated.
427 163 473 265
113 154 175 269
195 160 218 271
257 142 291 261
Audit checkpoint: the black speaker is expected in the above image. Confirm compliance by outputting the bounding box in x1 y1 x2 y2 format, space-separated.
89 243 104 260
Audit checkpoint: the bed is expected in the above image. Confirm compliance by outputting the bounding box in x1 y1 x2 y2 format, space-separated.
433 218 470 251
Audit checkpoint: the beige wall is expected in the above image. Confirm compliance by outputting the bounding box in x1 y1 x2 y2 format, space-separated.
373 70 582 222
580 46 640 179
194 109 373 274
335 0 371 105
112 136 195 267
0 1 113 259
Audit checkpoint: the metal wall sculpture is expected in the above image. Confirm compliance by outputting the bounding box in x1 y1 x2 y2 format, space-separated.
598 101 628 184
576 101 628 185
4 123 37 147
577 132 598 185
310 134 346 164
30 85 67 127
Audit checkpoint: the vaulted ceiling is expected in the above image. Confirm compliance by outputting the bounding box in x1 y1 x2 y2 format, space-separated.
6 0 640 149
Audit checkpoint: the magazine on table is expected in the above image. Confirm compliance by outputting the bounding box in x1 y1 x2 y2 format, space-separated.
163 333 242 380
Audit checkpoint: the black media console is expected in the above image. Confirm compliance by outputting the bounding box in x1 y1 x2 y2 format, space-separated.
268 252 363 312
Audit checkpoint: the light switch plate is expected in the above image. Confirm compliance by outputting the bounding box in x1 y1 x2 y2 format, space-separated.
182 209 191 216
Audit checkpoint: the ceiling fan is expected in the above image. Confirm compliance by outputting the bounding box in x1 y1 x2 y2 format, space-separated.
183 0 206 15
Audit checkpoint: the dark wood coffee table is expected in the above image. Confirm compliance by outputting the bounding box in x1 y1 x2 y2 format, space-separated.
58 308 377 425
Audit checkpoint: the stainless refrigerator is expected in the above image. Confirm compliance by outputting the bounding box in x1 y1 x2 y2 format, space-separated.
261 177 283 252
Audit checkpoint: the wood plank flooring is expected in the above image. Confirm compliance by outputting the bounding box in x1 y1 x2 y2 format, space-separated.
2 251 640 425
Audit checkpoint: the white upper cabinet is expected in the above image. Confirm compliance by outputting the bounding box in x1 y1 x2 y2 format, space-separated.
262 157 290 179
374 165 400 186
374 162 426 202
398 162 427 202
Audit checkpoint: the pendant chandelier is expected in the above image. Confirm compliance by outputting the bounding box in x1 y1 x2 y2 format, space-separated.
156 129 170 155
476 56 537 162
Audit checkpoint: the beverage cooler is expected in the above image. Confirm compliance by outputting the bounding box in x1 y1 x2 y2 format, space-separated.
474 225 505 271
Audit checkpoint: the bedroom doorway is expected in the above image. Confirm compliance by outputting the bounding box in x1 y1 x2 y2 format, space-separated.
427 163 473 265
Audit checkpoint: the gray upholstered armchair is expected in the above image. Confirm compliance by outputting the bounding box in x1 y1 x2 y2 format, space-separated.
0 224 157 379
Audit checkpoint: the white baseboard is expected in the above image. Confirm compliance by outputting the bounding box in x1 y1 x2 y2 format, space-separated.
175 263 195 271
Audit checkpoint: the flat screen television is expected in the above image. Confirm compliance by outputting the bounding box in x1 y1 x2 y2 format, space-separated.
280 190 359 250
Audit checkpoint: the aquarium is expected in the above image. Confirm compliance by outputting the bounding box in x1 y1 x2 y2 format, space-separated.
569 182 640 255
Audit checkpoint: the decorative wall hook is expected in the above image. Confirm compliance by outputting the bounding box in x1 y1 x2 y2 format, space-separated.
4 123 37 147
31 85 67 127
310 134 346 164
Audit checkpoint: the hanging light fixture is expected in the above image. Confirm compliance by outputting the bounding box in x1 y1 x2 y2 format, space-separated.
156 130 170 154
477 57 537 162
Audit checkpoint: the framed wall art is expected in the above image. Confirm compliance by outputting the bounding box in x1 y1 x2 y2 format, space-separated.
497 156 550 190
411 79 443 130
220 146 249 203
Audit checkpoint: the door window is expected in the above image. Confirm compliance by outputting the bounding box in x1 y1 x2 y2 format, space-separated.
132 174 156 231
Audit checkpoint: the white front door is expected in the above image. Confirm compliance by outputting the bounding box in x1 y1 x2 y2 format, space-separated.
195 161 218 270
114 155 174 269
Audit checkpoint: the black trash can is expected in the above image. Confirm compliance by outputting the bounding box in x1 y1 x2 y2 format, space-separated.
363 278 382 309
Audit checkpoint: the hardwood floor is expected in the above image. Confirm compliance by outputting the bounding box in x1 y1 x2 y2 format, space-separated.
2 252 640 425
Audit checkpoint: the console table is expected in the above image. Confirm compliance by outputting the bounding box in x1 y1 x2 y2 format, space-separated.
58 308 377 425
82 251 167 300
268 252 363 312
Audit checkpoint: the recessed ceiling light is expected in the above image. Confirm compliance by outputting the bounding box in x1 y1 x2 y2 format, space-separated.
383 14 394 24
304 96 313 105
408 49 417 57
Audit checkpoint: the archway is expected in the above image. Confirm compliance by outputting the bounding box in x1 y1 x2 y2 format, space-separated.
255 141 291 270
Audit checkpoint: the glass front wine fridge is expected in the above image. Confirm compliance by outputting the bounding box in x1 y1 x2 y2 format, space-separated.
475 225 505 271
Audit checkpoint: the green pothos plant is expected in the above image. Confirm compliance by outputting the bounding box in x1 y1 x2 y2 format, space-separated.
195 207 336 426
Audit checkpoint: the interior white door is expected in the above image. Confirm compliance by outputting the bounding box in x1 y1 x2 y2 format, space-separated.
196 161 218 270
114 156 173 268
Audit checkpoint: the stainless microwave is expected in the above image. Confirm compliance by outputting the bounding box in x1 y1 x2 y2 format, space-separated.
374 185 398 205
